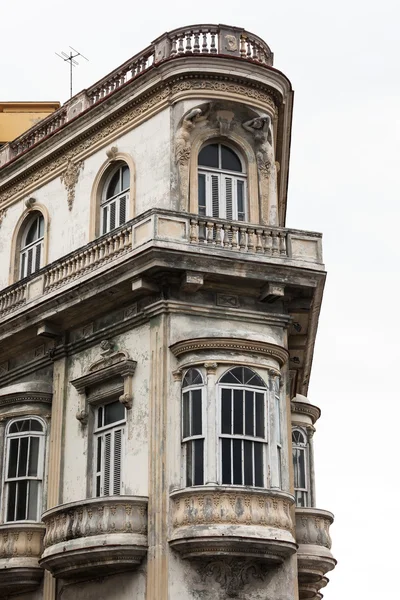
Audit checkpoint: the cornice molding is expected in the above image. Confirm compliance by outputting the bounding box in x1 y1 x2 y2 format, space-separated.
0 381 52 409
170 337 289 365
0 73 279 209
71 350 137 395
291 399 321 424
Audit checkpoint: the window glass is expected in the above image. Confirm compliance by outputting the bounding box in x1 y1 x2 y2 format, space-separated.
198 143 219 168
122 165 130 191
103 400 125 426
221 145 242 172
106 170 121 199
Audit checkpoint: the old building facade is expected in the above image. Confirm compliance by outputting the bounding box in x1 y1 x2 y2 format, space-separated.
0 25 336 600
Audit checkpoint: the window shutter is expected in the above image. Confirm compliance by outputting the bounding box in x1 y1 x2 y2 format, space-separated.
119 196 127 226
103 433 111 496
35 244 41 272
27 249 33 276
225 177 233 220
20 253 26 278
102 207 108 235
211 175 219 218
113 428 123 495
110 202 116 231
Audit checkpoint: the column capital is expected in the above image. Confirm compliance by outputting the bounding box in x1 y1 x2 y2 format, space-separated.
204 362 218 375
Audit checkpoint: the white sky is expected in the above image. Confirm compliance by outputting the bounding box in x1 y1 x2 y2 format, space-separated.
2 1 400 597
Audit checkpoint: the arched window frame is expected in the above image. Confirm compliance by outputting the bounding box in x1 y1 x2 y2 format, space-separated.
188 132 259 223
89 153 135 240
181 368 205 487
100 163 130 235
3 417 46 522
217 366 268 488
9 205 50 284
292 426 309 507
197 142 247 222
19 213 44 278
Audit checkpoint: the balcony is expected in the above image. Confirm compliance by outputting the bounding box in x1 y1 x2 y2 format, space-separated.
0 209 323 326
295 508 336 599
39 496 148 579
169 487 297 563
0 24 273 166
0 523 45 595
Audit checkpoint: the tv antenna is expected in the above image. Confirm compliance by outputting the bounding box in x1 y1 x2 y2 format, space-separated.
55 47 88 99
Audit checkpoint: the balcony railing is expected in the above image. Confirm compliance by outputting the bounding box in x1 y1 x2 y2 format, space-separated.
295 508 336 600
169 486 296 562
40 496 148 579
0 210 323 323
0 523 45 595
1 24 273 164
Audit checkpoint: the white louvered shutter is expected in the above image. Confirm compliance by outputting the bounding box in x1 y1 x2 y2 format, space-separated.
119 195 127 226
35 243 41 272
113 428 123 495
224 176 233 220
211 174 220 218
103 432 111 496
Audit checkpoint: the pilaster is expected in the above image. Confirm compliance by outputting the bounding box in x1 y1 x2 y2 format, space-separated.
204 362 218 485
43 356 67 600
146 313 169 600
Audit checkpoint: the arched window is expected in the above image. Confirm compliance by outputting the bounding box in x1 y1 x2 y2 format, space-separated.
182 368 204 486
218 367 267 487
20 213 44 278
4 418 46 522
198 143 247 221
292 428 309 507
101 163 130 234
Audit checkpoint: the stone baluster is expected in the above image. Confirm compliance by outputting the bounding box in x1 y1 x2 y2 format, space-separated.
215 222 223 246
201 32 208 53
178 35 184 54
193 32 200 53
190 219 199 243
247 227 255 252
223 224 231 247
239 227 247 251
263 230 272 254
280 232 287 256
240 36 247 58
210 32 217 53
255 229 263 252
185 32 192 52
272 230 279 255
206 221 214 244
231 225 239 249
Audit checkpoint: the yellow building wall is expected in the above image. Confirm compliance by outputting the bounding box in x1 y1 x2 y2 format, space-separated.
0 102 60 144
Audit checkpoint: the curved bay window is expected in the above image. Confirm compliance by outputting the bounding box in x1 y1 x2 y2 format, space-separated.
292 428 309 507
20 213 44 278
219 367 267 487
4 418 46 522
101 163 130 234
198 143 247 221
182 368 205 487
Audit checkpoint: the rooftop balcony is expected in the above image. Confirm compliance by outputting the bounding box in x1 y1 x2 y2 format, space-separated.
0 523 45 595
169 486 297 562
0 24 273 167
295 508 336 599
39 496 148 579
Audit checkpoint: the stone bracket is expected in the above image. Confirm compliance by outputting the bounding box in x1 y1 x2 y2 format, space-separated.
180 271 204 293
259 282 285 303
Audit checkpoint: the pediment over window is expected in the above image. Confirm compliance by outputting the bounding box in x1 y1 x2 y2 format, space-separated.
0 381 52 409
71 350 136 395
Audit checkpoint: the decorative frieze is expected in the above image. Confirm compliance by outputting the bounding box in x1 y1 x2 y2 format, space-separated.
60 159 84 210
40 496 148 578
170 487 296 561
0 523 45 596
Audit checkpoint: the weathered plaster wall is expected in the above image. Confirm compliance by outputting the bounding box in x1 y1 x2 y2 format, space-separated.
62 324 150 503
56 568 146 600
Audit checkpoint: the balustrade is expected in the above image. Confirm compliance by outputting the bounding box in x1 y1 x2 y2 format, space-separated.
40 496 148 578
190 217 288 256
170 486 296 561
295 508 336 600
0 523 45 595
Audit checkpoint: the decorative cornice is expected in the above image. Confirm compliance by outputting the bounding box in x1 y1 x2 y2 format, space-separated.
291 399 321 424
0 381 52 409
170 337 289 365
71 351 137 395
0 73 279 209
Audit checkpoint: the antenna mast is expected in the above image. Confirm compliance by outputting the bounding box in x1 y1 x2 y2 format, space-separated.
55 47 89 99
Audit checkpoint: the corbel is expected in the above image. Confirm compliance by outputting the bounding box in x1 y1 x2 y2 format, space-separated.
119 371 133 410
131 277 159 298
260 282 285 303
180 271 204 293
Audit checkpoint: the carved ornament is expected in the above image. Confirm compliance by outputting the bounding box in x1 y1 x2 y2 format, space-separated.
106 145 118 160
60 159 84 210
170 338 289 366
0 207 6 227
198 558 267 598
